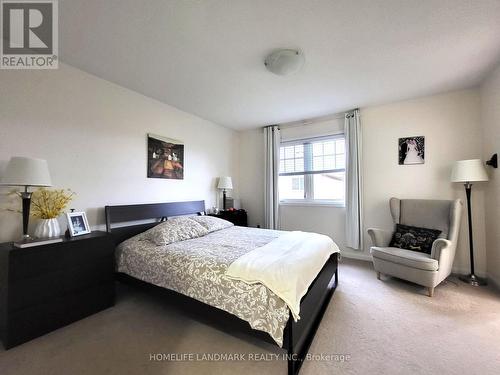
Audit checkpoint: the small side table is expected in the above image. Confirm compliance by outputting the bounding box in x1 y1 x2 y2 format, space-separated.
209 209 248 227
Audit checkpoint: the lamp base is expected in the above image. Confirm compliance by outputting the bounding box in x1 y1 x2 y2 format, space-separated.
459 274 487 287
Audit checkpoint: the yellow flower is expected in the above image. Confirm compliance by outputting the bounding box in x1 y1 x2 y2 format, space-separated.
30 188 75 219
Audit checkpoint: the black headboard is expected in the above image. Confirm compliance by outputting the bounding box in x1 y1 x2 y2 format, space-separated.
105 200 205 245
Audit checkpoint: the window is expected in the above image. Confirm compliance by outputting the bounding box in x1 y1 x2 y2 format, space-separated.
291 177 304 191
279 135 345 205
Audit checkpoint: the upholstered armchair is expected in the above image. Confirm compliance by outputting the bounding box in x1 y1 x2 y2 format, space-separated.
368 198 462 297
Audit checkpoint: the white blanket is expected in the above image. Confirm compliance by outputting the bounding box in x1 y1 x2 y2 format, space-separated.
225 231 339 321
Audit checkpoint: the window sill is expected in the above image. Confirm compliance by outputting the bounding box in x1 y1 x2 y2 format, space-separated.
279 200 345 208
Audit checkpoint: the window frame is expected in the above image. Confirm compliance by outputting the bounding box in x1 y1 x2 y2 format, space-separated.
278 134 346 207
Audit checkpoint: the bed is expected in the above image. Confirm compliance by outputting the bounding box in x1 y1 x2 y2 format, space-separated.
105 200 339 375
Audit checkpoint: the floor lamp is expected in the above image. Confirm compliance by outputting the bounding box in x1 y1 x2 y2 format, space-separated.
451 159 489 286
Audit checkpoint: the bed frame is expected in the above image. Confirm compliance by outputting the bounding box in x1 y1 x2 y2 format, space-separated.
105 200 338 375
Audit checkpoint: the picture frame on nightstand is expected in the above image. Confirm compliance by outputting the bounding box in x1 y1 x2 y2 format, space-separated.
66 211 91 237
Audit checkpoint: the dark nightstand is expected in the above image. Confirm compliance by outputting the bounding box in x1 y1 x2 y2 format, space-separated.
0 231 115 349
209 209 248 227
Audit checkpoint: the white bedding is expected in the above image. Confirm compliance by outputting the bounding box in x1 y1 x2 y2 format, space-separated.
116 225 338 346
225 231 339 321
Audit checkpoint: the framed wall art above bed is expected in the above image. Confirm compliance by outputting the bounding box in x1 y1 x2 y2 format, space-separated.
147 133 184 179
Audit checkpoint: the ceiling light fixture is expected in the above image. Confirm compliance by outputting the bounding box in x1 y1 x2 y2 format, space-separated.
264 49 305 76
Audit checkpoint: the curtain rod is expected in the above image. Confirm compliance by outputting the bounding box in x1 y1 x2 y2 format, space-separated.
280 116 338 129
278 114 343 130
270 108 359 130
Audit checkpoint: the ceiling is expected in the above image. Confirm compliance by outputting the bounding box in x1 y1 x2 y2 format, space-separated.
59 0 500 130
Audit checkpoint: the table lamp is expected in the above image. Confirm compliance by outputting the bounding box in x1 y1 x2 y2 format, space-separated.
217 176 233 210
451 159 488 286
0 157 52 240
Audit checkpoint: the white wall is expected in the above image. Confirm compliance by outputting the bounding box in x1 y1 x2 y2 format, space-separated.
2 62 490 278
361 90 486 274
480 62 500 287
0 64 239 242
238 128 265 228
239 89 487 274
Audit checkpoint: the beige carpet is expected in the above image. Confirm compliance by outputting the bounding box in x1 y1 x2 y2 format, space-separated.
1 258 500 375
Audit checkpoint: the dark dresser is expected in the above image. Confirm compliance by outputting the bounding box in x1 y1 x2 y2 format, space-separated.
0 231 115 349
209 209 248 227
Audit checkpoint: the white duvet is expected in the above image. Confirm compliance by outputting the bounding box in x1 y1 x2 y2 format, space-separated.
225 231 339 321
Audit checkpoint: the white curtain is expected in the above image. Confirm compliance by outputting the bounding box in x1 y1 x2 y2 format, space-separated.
345 109 363 250
264 125 280 229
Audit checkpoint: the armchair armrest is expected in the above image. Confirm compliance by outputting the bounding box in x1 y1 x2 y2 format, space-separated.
430 238 452 261
367 228 393 247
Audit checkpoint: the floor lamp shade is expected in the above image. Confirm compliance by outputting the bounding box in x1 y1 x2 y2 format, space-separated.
1 157 52 239
451 159 488 286
451 159 489 183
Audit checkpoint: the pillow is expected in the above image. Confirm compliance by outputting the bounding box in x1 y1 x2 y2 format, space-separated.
143 217 209 246
389 224 441 254
190 215 234 233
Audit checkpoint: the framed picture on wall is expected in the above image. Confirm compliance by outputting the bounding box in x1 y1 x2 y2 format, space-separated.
66 211 91 237
399 136 425 165
147 134 184 179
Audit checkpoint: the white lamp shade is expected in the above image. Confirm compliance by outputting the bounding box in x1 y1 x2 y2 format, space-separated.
451 159 489 183
217 176 233 190
0 157 52 187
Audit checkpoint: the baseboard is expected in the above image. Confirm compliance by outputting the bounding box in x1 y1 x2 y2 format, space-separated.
487 273 500 290
342 253 497 285
340 250 372 262
452 266 487 278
